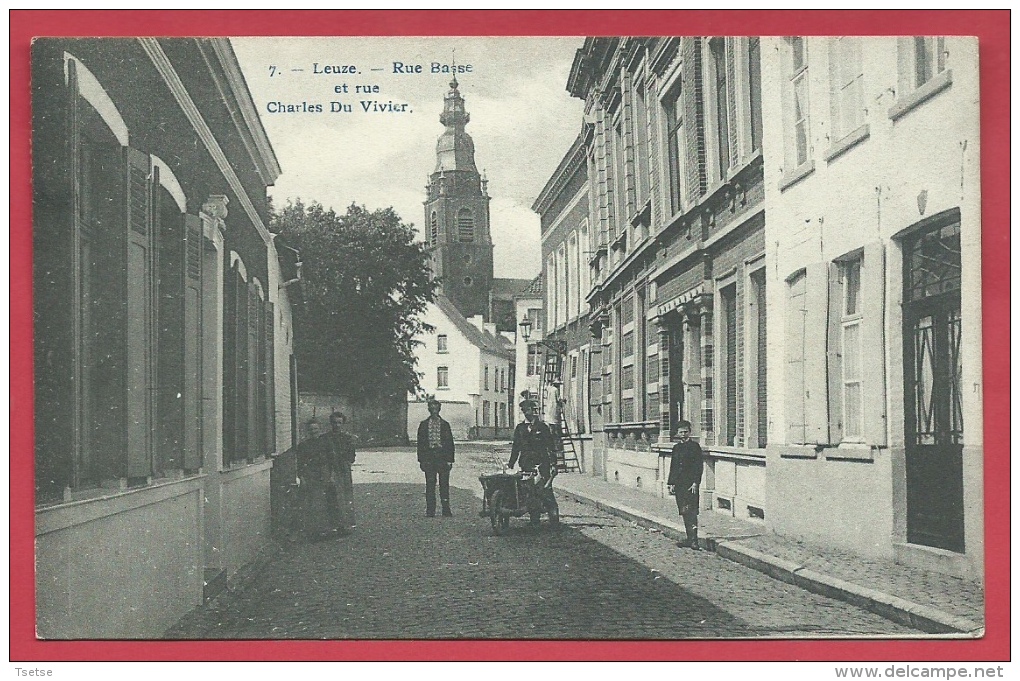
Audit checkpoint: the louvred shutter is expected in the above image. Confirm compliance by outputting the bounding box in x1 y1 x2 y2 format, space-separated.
125 147 154 478
682 38 706 204
265 301 277 455
725 38 739 168
183 214 204 469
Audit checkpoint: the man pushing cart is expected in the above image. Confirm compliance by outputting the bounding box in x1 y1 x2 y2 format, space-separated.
479 398 560 534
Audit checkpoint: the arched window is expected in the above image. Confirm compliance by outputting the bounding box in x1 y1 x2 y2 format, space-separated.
458 208 475 242
430 211 439 244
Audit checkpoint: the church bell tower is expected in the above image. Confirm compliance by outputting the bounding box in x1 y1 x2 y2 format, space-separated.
424 75 493 320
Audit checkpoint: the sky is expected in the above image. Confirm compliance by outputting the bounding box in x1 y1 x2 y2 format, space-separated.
232 37 585 279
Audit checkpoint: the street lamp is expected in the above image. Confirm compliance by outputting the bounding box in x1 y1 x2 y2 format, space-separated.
518 314 567 421
518 314 566 355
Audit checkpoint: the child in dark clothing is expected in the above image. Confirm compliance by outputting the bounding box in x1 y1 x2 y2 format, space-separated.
667 419 704 550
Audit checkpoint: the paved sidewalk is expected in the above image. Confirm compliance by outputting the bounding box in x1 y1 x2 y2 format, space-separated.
553 471 984 636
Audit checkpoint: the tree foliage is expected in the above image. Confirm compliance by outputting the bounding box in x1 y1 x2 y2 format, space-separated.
271 199 437 402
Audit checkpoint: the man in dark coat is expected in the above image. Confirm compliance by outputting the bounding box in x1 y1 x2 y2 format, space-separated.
508 399 559 524
296 420 349 540
416 398 455 517
667 419 705 549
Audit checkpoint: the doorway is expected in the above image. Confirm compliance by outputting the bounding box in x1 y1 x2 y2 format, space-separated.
901 216 964 552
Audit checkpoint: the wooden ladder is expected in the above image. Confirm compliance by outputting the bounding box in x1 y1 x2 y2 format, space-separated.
553 420 581 473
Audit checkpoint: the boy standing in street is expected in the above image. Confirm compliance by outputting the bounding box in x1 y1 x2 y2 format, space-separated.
416 398 455 517
667 419 704 550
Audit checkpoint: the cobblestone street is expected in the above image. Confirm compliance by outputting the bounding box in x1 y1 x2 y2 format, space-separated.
168 445 919 639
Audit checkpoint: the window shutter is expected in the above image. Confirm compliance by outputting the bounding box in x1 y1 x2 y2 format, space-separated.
826 262 844 444
247 281 260 461
805 262 829 444
125 146 154 478
183 214 204 470
647 77 661 225
223 263 238 463
682 38 706 204
265 300 277 455
785 272 807 444
725 38 739 168
234 266 250 462
861 242 887 446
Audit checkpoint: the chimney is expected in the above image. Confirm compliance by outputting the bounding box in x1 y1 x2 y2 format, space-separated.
468 314 485 331
484 322 497 337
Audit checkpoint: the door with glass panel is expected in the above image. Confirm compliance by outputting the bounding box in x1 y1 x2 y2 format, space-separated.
901 217 964 552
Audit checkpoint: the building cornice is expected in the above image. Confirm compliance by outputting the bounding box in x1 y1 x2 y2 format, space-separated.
139 38 273 247
540 182 589 247
532 134 587 215
208 39 283 184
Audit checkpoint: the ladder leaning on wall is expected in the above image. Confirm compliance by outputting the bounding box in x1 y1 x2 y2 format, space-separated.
552 398 582 473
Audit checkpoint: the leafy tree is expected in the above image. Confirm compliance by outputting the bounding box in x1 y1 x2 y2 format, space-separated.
271 199 437 402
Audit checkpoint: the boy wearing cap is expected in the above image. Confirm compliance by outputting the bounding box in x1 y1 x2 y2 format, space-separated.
416 398 455 517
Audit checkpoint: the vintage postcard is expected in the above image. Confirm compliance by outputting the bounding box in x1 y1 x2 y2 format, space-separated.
14 10 1009 665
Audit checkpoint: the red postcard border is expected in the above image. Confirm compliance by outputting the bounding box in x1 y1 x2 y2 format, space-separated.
9 9 1010 662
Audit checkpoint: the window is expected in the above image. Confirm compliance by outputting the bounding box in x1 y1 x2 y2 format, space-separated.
748 37 763 152
784 37 811 169
528 308 542 332
437 334 448 353
634 78 650 206
430 211 439 244
578 222 590 309
913 37 947 89
621 331 635 357
709 38 732 179
829 38 865 141
570 354 578 379
750 268 768 448
786 271 808 444
484 365 489 390
483 401 491 426
613 116 627 229
457 209 475 242
546 253 556 330
840 257 863 440
567 233 578 320
557 245 567 327
891 37 952 121
621 398 635 423
527 345 541 376
622 365 634 391
720 283 738 446
498 403 506 428
437 366 449 389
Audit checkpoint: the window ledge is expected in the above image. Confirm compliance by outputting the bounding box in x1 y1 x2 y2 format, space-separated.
889 69 953 122
778 160 815 192
705 446 768 463
824 444 878 462
824 124 871 163
780 444 821 459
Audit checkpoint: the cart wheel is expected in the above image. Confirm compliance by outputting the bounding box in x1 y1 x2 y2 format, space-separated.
490 491 509 536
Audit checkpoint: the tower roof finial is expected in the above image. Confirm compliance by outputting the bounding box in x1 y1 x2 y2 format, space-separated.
450 48 458 89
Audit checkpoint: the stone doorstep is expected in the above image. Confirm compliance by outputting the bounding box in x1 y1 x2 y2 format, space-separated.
555 487 983 637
